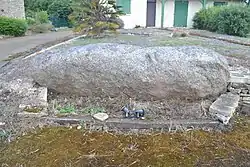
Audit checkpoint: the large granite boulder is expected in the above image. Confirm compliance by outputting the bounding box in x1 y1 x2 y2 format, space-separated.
0 43 230 100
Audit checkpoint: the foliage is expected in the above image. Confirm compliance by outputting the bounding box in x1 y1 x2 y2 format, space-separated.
193 5 250 37
29 23 54 33
26 17 36 25
58 105 76 114
35 11 50 24
0 17 28 36
24 0 72 27
216 5 250 37
47 0 72 27
70 0 124 36
81 106 105 114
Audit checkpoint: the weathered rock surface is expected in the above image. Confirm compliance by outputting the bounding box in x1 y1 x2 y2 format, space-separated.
93 113 109 121
209 93 240 124
0 78 48 113
0 43 229 100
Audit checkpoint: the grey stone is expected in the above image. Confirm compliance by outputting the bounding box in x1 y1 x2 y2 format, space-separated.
209 93 240 124
241 89 249 94
243 97 250 102
1 0 25 18
0 78 48 111
1 44 229 100
93 113 109 121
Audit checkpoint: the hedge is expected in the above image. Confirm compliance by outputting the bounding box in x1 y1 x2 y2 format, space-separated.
0 16 28 37
193 5 250 37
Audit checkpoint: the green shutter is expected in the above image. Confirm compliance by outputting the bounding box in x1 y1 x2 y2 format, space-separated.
117 0 131 14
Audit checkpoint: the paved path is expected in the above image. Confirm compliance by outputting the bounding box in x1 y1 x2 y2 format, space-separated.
0 31 73 67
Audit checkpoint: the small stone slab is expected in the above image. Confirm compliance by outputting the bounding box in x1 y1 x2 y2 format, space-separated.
209 93 240 125
93 113 109 121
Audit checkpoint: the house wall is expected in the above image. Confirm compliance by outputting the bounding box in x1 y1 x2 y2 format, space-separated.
155 0 175 27
119 0 147 29
120 0 242 29
0 0 25 18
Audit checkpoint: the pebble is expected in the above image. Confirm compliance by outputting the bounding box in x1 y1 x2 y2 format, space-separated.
0 122 5 126
76 125 81 130
93 113 109 121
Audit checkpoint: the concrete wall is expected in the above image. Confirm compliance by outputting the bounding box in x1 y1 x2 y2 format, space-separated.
0 0 25 19
119 0 147 29
155 0 175 27
120 0 242 29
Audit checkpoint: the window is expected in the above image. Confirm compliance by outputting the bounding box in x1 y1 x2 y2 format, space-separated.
117 0 131 14
214 2 228 6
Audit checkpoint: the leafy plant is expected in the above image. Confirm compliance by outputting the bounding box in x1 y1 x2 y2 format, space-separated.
58 105 76 114
81 106 105 115
193 5 250 37
47 0 72 27
0 17 28 36
29 23 54 33
35 11 50 24
70 0 124 37
217 5 250 37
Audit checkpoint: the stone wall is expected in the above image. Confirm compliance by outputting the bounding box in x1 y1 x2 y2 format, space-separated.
0 0 25 19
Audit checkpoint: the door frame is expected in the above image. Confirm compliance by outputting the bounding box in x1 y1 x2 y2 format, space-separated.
146 0 156 27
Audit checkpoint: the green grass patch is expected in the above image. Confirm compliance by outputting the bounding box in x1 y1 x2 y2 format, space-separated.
57 105 76 114
80 106 105 115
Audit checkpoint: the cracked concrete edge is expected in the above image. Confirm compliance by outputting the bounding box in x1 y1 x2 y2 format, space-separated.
45 116 221 131
23 34 86 60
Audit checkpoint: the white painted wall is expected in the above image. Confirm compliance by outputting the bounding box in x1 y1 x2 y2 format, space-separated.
120 0 243 29
188 0 202 27
119 0 147 29
155 0 175 27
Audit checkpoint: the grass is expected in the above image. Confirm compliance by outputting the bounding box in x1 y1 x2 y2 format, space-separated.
58 105 76 114
0 117 249 167
80 106 105 115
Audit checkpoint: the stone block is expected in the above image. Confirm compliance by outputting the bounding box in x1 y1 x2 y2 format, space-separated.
209 93 240 124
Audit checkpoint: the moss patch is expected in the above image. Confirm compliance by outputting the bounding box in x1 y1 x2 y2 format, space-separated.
0 117 249 167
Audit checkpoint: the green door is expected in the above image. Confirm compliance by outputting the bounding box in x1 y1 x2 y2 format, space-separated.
174 1 188 27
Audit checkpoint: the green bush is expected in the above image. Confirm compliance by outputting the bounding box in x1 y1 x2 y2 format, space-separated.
30 23 53 33
193 5 250 37
217 5 250 37
35 11 49 24
26 17 36 25
0 16 28 36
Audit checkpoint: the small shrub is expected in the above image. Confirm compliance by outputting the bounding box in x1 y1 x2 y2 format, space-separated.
58 105 76 114
0 16 28 36
193 5 250 37
30 23 54 33
109 17 124 29
26 17 36 25
35 11 49 24
81 106 105 115
217 5 250 37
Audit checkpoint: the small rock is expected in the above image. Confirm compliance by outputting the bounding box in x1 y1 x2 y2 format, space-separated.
93 113 109 121
243 97 250 102
241 89 249 94
0 122 5 126
76 125 81 130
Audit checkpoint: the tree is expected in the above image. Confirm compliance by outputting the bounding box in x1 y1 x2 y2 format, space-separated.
48 0 73 27
70 0 124 37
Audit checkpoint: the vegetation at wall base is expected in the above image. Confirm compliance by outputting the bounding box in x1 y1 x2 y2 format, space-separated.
0 17 28 37
193 5 250 37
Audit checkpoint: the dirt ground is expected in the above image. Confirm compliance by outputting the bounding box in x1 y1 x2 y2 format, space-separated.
0 28 249 166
